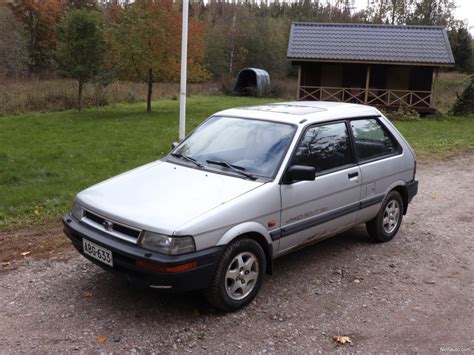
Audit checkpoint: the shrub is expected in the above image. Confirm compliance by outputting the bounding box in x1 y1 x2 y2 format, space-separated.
450 75 474 116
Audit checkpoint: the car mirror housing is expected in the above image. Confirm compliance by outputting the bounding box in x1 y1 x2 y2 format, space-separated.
283 165 316 184
171 141 179 149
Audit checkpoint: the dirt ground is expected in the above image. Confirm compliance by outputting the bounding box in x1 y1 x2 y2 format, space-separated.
1 152 473 353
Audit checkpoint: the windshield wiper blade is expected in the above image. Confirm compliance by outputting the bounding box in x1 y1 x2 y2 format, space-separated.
206 159 257 180
171 153 203 167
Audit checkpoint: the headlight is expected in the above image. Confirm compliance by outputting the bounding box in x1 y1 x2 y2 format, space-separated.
140 232 195 255
71 201 83 220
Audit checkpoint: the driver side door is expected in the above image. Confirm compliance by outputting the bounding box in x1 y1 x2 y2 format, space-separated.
277 121 361 255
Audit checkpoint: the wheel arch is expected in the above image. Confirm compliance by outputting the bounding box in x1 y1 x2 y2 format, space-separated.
383 180 409 215
217 222 274 275
392 185 409 215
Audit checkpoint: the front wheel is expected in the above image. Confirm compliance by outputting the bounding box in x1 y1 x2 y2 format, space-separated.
366 191 404 242
205 238 266 312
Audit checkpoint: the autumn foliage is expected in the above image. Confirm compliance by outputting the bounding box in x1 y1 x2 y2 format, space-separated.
8 0 63 71
107 0 209 111
108 0 208 84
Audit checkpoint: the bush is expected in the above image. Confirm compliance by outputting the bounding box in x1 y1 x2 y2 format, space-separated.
450 75 474 116
383 108 420 121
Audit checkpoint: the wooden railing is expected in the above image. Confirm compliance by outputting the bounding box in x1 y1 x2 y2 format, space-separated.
299 86 433 109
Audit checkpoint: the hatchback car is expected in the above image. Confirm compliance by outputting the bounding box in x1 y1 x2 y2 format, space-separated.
63 101 418 311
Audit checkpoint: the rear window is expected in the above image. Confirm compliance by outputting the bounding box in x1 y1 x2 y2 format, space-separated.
350 119 400 161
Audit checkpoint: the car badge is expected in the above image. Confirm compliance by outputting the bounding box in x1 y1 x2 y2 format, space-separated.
103 220 113 231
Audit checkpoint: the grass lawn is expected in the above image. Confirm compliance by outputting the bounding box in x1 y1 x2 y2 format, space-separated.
0 95 473 229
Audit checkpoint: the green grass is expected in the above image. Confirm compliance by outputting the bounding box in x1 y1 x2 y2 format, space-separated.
0 96 279 229
394 115 474 158
0 96 472 229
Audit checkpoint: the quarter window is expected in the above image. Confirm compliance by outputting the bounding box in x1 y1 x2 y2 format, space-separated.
350 119 399 161
292 122 353 173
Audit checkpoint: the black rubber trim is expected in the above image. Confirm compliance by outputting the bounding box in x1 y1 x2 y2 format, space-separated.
269 229 281 240
62 215 225 291
272 193 385 241
405 179 418 203
359 193 385 210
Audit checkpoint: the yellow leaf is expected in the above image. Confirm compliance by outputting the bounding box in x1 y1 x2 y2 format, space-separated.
432 195 437 200
20 251 31 256
83 292 93 298
333 335 352 345
97 336 106 344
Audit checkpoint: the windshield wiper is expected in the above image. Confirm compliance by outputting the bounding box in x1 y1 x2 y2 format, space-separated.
206 159 257 180
171 153 203 167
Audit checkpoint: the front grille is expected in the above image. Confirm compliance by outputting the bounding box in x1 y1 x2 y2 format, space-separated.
83 210 141 240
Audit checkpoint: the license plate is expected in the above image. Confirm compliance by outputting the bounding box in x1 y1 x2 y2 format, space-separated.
82 239 113 267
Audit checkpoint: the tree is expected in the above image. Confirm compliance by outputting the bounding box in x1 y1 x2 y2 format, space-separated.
64 0 98 9
407 0 456 27
8 0 63 72
108 0 208 112
449 26 472 73
56 9 105 111
0 4 29 78
450 75 474 115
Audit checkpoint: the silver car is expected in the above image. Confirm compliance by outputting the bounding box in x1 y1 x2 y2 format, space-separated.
63 102 418 311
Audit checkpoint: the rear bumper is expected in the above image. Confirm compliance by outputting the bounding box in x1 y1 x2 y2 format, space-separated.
406 179 418 203
62 215 224 292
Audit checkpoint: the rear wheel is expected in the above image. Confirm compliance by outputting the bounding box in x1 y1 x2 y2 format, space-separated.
366 191 403 242
205 238 266 312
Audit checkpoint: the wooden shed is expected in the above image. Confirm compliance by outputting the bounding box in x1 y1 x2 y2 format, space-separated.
287 23 455 113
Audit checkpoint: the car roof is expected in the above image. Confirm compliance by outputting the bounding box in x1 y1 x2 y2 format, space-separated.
214 101 380 125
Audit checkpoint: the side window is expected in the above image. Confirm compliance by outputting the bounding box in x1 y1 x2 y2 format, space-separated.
350 119 400 161
292 122 353 173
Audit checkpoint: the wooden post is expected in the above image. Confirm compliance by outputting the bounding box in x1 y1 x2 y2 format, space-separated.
430 68 438 107
364 65 371 104
297 66 301 100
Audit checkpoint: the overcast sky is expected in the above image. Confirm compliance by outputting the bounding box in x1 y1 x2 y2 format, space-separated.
352 0 474 34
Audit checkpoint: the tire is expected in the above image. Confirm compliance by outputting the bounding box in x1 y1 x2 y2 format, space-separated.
205 238 266 312
366 191 404 243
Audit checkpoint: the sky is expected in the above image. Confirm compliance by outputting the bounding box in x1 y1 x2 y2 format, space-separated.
352 0 474 34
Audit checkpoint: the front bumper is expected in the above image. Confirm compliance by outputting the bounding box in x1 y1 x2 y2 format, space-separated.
62 215 224 292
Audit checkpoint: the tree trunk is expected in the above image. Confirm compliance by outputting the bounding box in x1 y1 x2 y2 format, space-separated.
78 79 84 111
147 68 153 112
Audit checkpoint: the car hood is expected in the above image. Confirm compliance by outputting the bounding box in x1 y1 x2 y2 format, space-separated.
76 161 265 234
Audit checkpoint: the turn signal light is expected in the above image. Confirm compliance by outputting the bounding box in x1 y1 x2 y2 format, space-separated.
136 260 197 273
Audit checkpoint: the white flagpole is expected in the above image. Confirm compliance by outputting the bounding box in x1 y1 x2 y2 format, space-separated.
178 0 189 141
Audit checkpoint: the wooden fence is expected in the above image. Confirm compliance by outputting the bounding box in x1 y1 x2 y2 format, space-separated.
299 86 433 110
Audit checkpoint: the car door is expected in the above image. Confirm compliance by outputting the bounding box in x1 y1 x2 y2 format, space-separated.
277 121 361 255
349 118 405 223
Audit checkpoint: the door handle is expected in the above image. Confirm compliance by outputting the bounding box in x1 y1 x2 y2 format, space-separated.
348 172 359 179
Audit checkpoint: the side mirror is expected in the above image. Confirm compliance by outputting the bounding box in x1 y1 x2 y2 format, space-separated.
171 141 179 149
283 165 316 184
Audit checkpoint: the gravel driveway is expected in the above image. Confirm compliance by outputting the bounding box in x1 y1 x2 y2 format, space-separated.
1 153 473 353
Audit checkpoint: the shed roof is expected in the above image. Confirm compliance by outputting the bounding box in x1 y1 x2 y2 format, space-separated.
287 22 455 66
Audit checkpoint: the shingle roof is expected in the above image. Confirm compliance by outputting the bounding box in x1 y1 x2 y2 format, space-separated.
287 22 455 66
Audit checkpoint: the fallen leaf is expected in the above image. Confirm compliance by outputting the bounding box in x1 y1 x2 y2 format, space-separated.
83 292 93 298
1 262 10 267
333 335 352 345
97 336 106 344
353 278 361 284
20 251 31 256
432 195 437 200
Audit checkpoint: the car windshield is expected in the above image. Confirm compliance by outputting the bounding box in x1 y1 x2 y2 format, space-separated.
171 116 296 179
